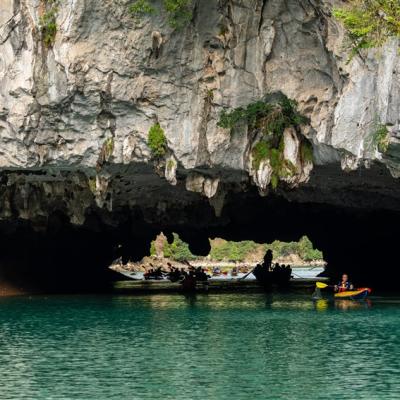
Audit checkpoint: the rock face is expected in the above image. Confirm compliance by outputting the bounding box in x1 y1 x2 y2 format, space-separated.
0 0 400 228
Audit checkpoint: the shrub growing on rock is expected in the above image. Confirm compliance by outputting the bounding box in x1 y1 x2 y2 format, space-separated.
163 0 192 29
300 140 314 163
219 94 309 189
148 123 167 157
129 0 156 16
373 125 390 153
251 142 270 170
166 158 175 171
39 0 59 47
218 96 308 135
333 0 400 55
129 0 192 28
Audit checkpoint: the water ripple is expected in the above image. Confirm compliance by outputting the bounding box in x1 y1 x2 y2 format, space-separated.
0 294 399 399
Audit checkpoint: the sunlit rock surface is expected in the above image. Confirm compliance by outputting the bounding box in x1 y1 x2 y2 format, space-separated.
0 0 399 229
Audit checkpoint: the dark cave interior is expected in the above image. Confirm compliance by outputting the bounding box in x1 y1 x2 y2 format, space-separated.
0 188 399 294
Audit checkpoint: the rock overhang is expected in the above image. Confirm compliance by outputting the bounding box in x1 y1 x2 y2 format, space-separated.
1 0 400 290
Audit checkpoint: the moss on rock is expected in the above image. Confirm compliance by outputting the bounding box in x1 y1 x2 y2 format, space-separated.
39 0 58 47
300 140 314 163
373 125 390 153
229 94 309 190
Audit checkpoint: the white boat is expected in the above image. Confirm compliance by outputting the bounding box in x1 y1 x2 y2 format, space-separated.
116 270 168 281
291 266 325 279
209 267 324 281
114 266 324 281
209 272 256 281
117 270 145 280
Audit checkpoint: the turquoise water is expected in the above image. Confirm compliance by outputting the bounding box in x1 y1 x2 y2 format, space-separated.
0 293 399 399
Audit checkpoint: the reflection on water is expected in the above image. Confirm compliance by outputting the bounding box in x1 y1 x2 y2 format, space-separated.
0 293 399 399
314 298 329 311
334 298 372 310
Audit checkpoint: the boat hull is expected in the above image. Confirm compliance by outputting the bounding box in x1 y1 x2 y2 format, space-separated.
334 288 371 300
118 271 144 280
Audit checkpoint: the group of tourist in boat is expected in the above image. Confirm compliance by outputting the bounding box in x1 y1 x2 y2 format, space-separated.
114 252 372 298
179 267 210 291
140 250 295 288
143 262 210 289
168 264 209 284
253 250 293 286
211 266 250 276
143 265 165 280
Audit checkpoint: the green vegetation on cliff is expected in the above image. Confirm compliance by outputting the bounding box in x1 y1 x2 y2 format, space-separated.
148 123 167 157
333 0 400 55
266 236 323 263
251 142 270 170
129 0 156 16
251 142 298 190
210 236 323 263
209 240 260 262
218 96 307 134
130 0 192 28
218 95 310 189
150 233 324 263
163 0 192 29
39 0 58 47
151 233 195 261
300 141 314 163
373 125 390 153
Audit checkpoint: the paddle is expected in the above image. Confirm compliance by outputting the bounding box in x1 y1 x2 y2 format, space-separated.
312 281 335 299
239 267 255 281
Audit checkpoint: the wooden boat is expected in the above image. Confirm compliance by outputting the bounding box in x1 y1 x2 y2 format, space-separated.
334 288 371 300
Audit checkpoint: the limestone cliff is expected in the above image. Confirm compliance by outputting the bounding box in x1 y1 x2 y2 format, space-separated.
0 0 399 228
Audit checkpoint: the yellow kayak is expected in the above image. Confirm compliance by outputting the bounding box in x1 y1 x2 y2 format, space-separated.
334 288 371 300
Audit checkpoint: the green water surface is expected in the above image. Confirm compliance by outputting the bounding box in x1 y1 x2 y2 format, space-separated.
0 293 399 399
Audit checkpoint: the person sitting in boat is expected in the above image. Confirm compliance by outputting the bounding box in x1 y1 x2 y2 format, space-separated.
195 267 209 282
334 273 354 292
253 249 273 283
213 266 221 276
144 268 153 280
168 267 181 282
181 270 197 291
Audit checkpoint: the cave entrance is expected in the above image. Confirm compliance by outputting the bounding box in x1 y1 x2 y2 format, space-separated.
0 189 399 294
110 232 326 281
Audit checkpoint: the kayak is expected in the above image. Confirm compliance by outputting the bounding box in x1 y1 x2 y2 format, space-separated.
334 288 371 300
